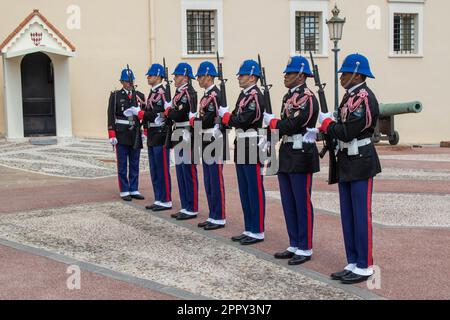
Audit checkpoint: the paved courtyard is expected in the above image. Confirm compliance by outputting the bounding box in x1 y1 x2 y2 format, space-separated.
0 138 449 300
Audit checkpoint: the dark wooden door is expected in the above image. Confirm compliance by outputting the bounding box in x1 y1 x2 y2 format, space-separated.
21 52 56 137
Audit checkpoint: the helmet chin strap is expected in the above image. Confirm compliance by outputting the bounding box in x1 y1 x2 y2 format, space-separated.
342 61 361 89
291 63 305 88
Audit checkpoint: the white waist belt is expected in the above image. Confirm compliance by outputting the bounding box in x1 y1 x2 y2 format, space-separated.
338 138 372 155
282 134 303 143
149 123 164 128
282 134 304 150
202 128 215 134
236 131 258 138
115 119 133 125
174 121 190 128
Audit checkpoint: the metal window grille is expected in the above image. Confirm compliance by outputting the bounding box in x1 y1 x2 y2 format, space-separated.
393 13 417 54
295 11 321 54
186 10 216 54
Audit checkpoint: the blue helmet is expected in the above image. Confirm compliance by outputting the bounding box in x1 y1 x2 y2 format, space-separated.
196 61 218 78
236 59 261 77
120 68 135 82
172 62 195 79
146 64 165 78
284 56 314 77
338 53 375 79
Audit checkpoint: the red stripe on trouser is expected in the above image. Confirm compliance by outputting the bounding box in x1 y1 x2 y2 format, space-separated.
306 173 312 249
191 165 198 212
256 163 264 233
115 148 122 192
162 146 171 202
218 164 226 219
367 177 373 266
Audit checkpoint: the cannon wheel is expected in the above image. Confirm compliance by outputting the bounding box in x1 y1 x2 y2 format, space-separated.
389 131 400 145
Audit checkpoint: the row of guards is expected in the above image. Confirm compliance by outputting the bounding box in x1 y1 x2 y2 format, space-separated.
107 52 381 285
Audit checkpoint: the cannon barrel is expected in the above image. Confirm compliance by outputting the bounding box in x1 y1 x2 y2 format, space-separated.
379 101 423 117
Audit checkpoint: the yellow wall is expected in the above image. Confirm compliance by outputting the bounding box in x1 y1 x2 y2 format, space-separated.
1 0 449 143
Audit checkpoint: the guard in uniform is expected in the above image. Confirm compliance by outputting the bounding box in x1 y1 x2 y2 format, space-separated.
164 63 199 220
107 68 146 201
220 59 266 245
137 64 172 211
319 53 381 284
190 61 226 230
264 56 320 265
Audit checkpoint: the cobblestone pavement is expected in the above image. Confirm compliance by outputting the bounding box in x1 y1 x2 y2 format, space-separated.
0 139 149 178
0 140 448 300
0 202 357 300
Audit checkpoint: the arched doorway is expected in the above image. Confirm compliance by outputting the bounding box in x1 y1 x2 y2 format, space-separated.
21 52 56 137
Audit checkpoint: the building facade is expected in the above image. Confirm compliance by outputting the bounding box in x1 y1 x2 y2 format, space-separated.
0 0 447 143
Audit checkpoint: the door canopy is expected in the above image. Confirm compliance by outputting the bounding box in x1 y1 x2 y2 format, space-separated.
0 9 76 59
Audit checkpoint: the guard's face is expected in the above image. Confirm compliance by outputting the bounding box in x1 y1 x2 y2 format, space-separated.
174 75 188 88
147 75 161 86
120 81 132 90
340 72 363 89
197 75 213 89
238 74 255 88
284 72 300 89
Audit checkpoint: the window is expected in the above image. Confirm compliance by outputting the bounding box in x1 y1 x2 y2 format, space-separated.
290 0 328 57
295 11 321 54
181 0 223 58
389 0 424 57
393 13 417 54
186 10 216 55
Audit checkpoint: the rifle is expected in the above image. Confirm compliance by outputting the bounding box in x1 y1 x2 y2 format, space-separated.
216 52 228 111
163 58 173 148
188 77 197 113
309 51 338 185
257 54 273 152
216 52 229 161
127 64 141 150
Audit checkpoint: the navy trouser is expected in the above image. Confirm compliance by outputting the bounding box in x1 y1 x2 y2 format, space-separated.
202 162 226 222
235 164 266 235
338 178 374 269
148 145 171 203
175 149 199 213
115 144 141 195
278 172 314 251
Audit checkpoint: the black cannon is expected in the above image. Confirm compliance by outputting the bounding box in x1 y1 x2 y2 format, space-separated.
373 101 423 145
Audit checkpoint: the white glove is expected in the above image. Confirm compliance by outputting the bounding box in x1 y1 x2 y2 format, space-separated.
303 127 319 143
182 129 191 143
109 138 118 146
212 124 222 139
164 101 173 110
189 112 197 120
319 112 333 124
263 112 275 127
218 106 229 118
123 106 141 117
154 115 164 126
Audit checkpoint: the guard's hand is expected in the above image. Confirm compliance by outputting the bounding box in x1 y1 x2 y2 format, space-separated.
109 138 118 146
154 115 164 126
218 106 229 117
212 124 222 139
303 127 319 143
123 106 141 117
263 112 275 127
164 101 173 110
182 129 191 143
319 112 333 124
189 112 197 120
